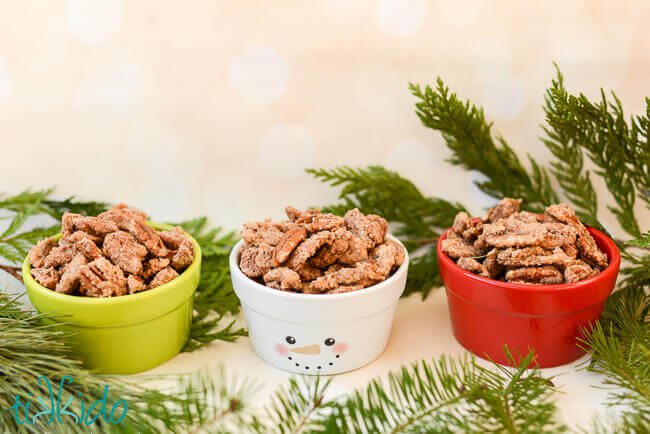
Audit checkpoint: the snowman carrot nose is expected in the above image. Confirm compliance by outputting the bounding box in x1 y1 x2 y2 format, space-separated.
290 344 321 355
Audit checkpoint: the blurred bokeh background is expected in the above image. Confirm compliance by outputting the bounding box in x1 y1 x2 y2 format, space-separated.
1 0 648 233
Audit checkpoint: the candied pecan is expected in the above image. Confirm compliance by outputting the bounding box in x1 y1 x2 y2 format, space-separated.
367 215 388 241
62 213 118 236
325 263 344 274
462 221 483 241
263 267 302 291
143 258 170 280
496 246 575 268
338 235 369 265
564 260 598 283
287 231 333 269
63 230 103 247
239 243 274 277
513 211 544 223
545 204 608 268
157 226 194 270
561 243 578 259
482 252 503 279
457 257 488 277
292 263 323 281
69 233 103 260
285 206 320 222
483 198 522 222
31 267 60 290
505 266 564 285
148 267 179 289
298 213 345 233
56 254 87 294
79 258 127 297
43 244 78 268
29 237 57 268
171 240 194 271
274 221 299 232
125 220 168 257
241 220 284 246
344 208 384 248
158 226 187 249
327 284 364 294
453 212 472 234
539 223 578 249
98 203 148 224
127 275 147 294
103 231 148 275
479 218 547 248
441 237 480 259
313 260 383 290
274 227 307 266
306 274 339 293
309 228 352 268
370 241 399 277
389 239 406 267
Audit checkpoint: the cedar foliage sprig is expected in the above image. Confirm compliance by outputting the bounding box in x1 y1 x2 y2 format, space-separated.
174 217 246 352
542 66 601 229
318 349 564 433
543 67 648 237
579 289 650 432
409 80 558 212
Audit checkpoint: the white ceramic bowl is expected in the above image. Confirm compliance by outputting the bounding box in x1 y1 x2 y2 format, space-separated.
229 235 409 375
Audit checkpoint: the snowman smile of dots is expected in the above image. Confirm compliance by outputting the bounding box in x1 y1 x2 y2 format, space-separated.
275 335 348 372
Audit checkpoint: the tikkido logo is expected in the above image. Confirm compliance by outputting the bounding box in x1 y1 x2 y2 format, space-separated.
8 376 128 426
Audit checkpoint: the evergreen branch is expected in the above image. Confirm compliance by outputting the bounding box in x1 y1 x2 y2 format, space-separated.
542 66 601 228
626 231 650 250
261 376 332 434
0 290 258 433
0 264 21 280
630 98 650 208
174 217 246 351
409 79 558 212
319 349 564 433
542 73 643 237
579 289 650 432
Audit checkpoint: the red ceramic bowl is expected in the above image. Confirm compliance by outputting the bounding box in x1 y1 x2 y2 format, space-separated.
437 223 620 368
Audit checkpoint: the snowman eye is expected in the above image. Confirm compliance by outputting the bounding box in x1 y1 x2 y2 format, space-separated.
285 336 296 345
324 338 335 346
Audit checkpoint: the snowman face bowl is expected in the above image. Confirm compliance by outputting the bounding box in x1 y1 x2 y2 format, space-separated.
229 235 409 375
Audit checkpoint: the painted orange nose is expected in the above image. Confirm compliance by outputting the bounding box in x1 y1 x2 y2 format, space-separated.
290 344 321 355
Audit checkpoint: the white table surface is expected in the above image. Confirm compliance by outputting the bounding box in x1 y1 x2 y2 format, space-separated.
4 271 620 431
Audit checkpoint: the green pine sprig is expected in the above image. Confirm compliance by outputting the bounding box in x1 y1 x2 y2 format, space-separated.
578 289 650 432
409 79 558 213
318 349 564 433
543 69 645 237
174 217 247 352
542 65 601 229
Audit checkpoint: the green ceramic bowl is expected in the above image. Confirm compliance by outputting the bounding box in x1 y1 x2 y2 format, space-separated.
22 222 201 375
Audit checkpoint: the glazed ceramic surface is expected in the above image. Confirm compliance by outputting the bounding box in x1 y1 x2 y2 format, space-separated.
23 223 201 375
437 223 620 368
229 235 409 375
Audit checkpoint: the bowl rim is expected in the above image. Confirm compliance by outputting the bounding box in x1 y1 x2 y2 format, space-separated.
22 222 202 305
437 222 621 293
229 234 410 300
